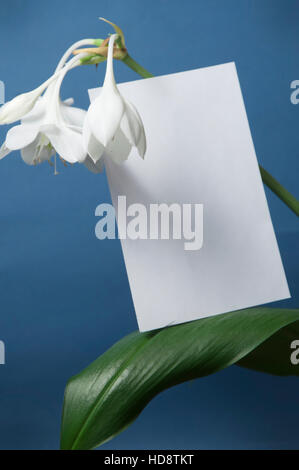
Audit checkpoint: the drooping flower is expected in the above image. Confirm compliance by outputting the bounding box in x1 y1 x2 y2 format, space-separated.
83 33 146 165
0 37 99 126
0 37 107 173
0 53 89 167
0 74 59 125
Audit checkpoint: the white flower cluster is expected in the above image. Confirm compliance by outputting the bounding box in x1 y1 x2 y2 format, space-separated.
0 34 146 174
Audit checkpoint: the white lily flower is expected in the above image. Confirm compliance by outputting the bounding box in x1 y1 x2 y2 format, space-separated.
83 33 146 165
0 38 98 126
0 73 59 125
0 53 88 166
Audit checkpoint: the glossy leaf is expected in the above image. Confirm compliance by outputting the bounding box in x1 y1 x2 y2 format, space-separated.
237 320 299 375
60 307 299 450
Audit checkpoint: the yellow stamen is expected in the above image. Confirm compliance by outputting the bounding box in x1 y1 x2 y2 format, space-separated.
59 156 67 167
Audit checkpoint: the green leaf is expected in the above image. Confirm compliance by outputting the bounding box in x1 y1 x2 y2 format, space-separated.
237 320 299 376
60 307 299 450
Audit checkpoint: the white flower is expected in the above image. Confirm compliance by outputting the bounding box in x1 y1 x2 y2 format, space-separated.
0 38 97 126
0 53 88 166
0 74 58 125
0 38 106 173
83 33 146 165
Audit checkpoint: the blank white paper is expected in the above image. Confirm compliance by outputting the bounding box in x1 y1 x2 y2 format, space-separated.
89 62 290 332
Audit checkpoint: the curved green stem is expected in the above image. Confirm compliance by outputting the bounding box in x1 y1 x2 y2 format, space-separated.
122 54 154 78
122 55 299 217
259 166 299 216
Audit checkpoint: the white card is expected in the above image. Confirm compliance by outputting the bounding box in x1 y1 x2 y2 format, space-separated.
89 62 290 332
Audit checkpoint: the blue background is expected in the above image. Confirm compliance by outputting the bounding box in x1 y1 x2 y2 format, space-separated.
0 0 298 450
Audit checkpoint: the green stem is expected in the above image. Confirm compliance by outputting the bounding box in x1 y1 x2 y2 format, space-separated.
259 166 299 216
122 54 299 217
122 54 154 78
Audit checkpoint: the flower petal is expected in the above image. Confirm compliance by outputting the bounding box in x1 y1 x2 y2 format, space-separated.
63 98 74 106
21 97 46 124
136 131 146 159
0 91 40 124
83 155 104 174
5 124 39 150
121 100 146 158
87 87 125 147
105 128 132 164
20 137 52 165
42 124 86 163
0 143 11 160
129 102 147 158
61 103 86 129
121 101 141 145
0 71 59 124
83 117 105 163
